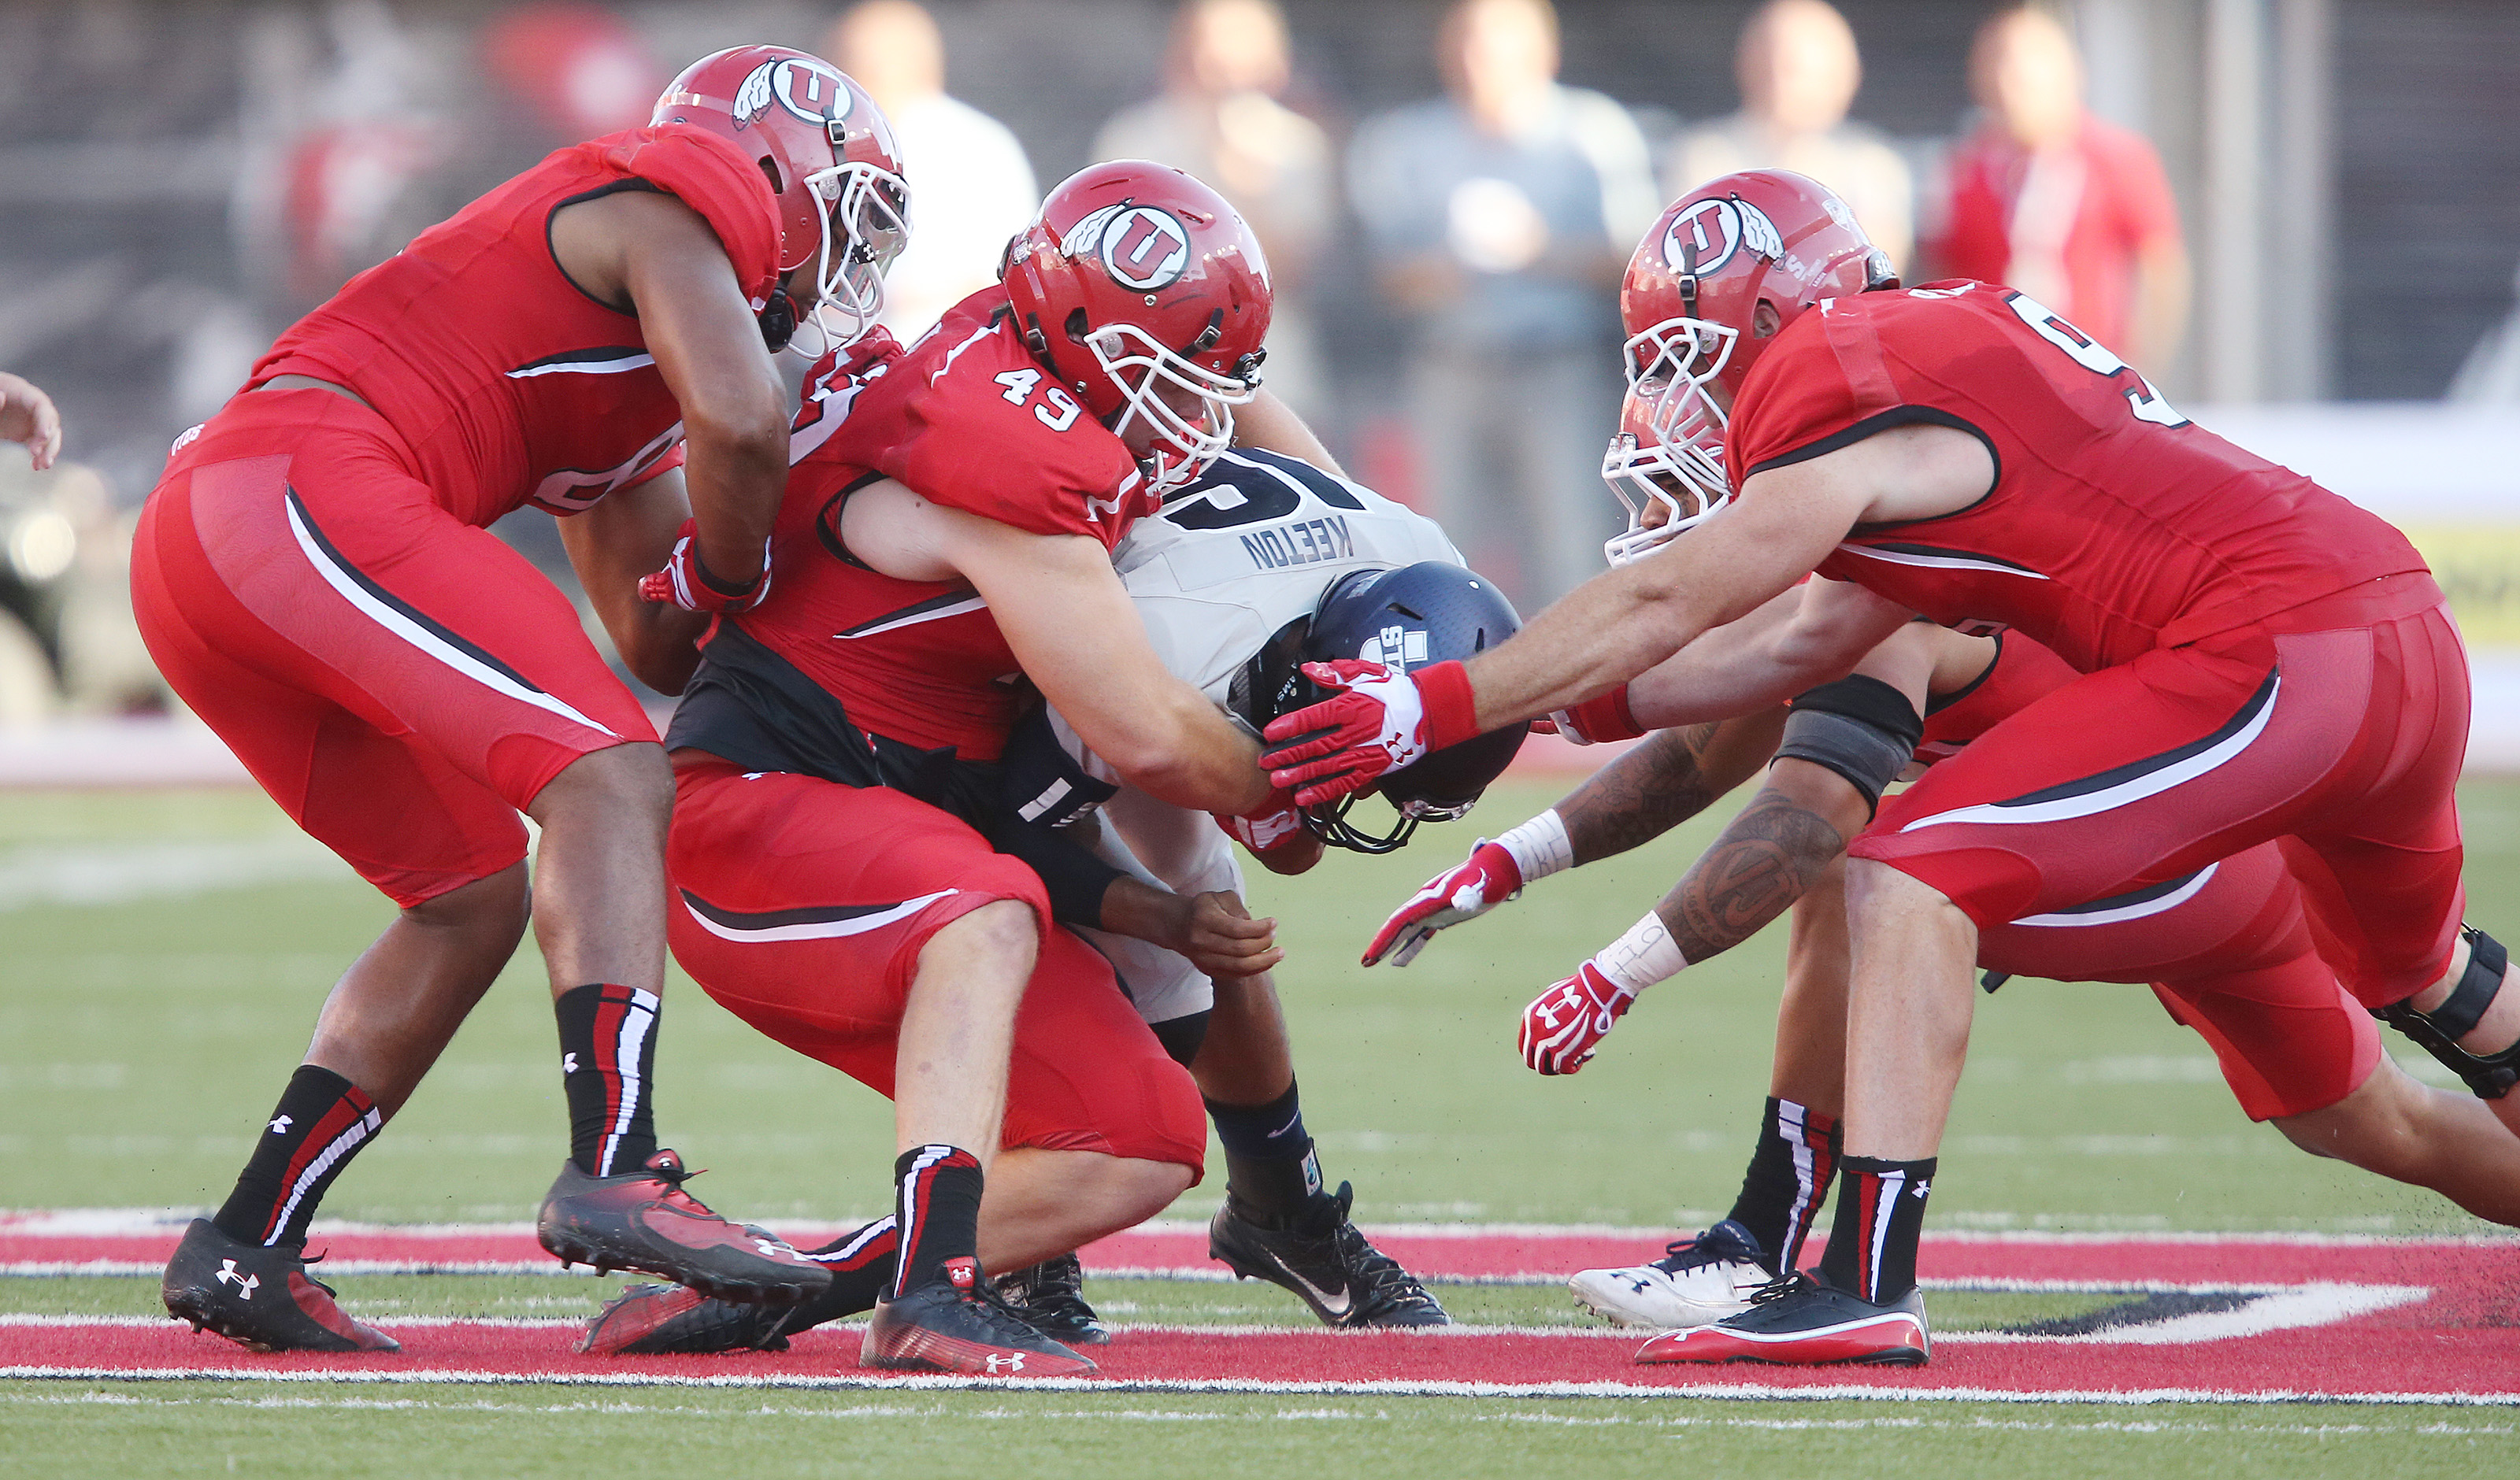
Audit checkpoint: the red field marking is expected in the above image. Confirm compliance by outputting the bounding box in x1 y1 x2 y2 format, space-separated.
6 1219 2517 1404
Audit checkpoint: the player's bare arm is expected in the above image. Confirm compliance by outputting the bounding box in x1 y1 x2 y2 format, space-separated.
557 468 710 694
551 188 788 587
842 478 1271 814
1458 424 1989 731
1096 877 1284 981
1230 388 1347 479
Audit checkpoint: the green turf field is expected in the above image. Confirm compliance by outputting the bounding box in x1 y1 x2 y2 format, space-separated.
5 779 2515 1475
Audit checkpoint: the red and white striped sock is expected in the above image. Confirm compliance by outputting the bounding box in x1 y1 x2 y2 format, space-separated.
555 983 660 1177
211 1064 384 1247
891 1145 985 1298
1816 1155 1937 1304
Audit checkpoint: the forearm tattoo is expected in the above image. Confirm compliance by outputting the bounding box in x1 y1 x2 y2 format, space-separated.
1661 789 1847 964
1560 723 1725 863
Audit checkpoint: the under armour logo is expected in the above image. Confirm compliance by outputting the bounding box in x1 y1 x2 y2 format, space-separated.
1911 1179 1932 1199
268 1115 292 1134
215 1260 259 1299
984 1352 1026 1374
561 1053 578 1074
752 1237 787 1259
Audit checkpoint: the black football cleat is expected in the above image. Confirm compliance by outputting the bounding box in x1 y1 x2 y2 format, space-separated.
161 1219 399 1354
577 1280 800 1355
1635 1271 1930 1367
538 1149 829 1304
862 1257 1097 1377
994 1252 1110 1346
1208 1182 1451 1328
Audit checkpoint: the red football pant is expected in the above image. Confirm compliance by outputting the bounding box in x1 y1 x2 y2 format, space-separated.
665 760 1208 1173
1858 601 2469 1008
132 389 654 905
1978 840 2380 1121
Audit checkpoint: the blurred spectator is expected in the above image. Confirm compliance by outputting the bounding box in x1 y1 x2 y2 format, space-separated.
1933 6 2188 368
1093 0 1336 420
828 0 1038 343
1347 0 1655 609
1666 0 1911 272
480 2 662 143
0 372 62 472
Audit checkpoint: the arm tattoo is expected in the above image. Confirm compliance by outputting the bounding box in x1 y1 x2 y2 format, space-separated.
1661 789 1847 964
1558 723 1725 863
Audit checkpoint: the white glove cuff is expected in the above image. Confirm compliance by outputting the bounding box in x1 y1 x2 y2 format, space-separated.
1594 910 1688 996
1495 809 1573 884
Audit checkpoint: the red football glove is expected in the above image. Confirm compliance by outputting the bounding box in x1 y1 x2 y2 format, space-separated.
639 520 774 613
1217 789 1307 854
1260 658 1480 809
1362 839 1525 968
1518 960 1639 1075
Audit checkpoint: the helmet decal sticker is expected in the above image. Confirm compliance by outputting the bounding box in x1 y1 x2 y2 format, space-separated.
1821 193 1858 231
1100 205 1193 291
734 57 851 129
1660 196 1786 277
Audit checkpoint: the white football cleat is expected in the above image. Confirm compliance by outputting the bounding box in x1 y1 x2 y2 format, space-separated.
1569 1219 1773 1328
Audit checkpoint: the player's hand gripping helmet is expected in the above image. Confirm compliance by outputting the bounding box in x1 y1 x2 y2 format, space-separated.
1617 169 1895 548
1599 384 1732 565
1238 562 1529 854
1003 161 1273 496
654 46 910 351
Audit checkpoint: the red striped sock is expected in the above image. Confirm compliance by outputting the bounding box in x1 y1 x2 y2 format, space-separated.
1815 1155 1936 1303
211 1065 383 1247
556 983 661 1176
891 1145 984 1298
1726 1097 1841 1274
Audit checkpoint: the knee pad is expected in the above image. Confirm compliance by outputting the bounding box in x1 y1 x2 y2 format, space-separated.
2372 925 2519 1100
1777 675 1924 816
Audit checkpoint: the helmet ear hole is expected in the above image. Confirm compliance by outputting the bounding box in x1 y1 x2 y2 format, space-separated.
758 156 783 195
1752 300 1784 339
1063 307 1091 342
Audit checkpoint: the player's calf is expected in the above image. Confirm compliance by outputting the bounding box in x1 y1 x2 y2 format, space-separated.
2377 925 2520 1100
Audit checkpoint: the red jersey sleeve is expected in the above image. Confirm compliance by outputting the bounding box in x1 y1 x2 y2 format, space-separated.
583 125 785 308
1724 300 1907 487
873 309 1152 549
1918 630 2080 753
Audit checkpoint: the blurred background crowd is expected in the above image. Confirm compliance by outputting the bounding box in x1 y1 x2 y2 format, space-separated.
1 0 2516 732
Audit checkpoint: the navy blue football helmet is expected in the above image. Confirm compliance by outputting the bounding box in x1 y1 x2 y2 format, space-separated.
1238 561 1529 854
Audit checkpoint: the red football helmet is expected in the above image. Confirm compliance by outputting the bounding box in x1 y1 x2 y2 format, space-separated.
1599 386 1732 565
1619 170 1895 463
1002 161 1273 494
654 46 909 347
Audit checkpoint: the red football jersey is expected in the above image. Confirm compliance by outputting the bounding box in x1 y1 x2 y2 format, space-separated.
253 125 783 529
1730 282 2431 672
708 289 1151 760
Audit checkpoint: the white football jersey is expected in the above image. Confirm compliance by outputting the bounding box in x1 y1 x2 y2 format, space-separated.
1054 448 1461 1025
1113 448 1464 709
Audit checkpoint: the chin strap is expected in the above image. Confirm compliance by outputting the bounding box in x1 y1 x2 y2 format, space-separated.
2373 925 2519 1100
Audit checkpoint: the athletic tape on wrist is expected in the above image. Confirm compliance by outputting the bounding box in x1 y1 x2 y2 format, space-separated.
1413 660 1481 753
1595 909 1688 994
1495 809 1573 883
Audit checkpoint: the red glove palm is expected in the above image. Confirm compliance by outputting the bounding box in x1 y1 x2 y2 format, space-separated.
1362 840 1524 968
1260 658 1480 809
1518 961 1639 1075
639 520 773 613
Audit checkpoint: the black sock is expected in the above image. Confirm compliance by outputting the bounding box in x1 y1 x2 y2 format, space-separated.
555 983 660 1176
1207 1079 1324 1226
1725 1097 1840 1275
891 1145 985 1297
211 1066 383 1248
1815 1156 1936 1304
784 1217 899 1327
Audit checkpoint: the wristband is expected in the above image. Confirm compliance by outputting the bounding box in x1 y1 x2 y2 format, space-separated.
1594 909 1688 995
1495 810 1573 885
1412 660 1481 753
1554 685 1645 745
